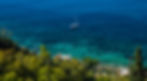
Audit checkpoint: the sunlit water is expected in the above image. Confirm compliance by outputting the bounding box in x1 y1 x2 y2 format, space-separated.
0 0 147 65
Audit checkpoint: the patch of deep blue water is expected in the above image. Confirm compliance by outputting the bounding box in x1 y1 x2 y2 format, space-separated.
0 0 147 65
2 15 147 66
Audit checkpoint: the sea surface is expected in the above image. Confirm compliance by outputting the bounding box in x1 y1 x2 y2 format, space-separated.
0 0 147 65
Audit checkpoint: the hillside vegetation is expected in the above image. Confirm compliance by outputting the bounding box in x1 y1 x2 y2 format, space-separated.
0 35 146 81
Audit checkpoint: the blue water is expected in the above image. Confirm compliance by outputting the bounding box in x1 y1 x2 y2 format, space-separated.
0 0 147 65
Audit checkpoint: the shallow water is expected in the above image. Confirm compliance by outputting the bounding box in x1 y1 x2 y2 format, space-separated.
0 0 147 65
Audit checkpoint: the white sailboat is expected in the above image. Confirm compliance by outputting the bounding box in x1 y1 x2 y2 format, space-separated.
69 18 80 30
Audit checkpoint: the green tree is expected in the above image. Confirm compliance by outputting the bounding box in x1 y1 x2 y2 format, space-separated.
83 57 98 69
51 67 66 81
0 51 6 65
39 45 50 65
25 77 34 81
96 76 111 81
130 47 145 81
23 55 39 72
3 71 18 81
38 65 50 81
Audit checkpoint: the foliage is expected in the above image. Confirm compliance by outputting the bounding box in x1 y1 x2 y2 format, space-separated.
0 37 144 81
0 37 100 81
130 47 145 81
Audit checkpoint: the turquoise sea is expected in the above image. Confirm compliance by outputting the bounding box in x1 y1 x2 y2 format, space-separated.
0 0 147 65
